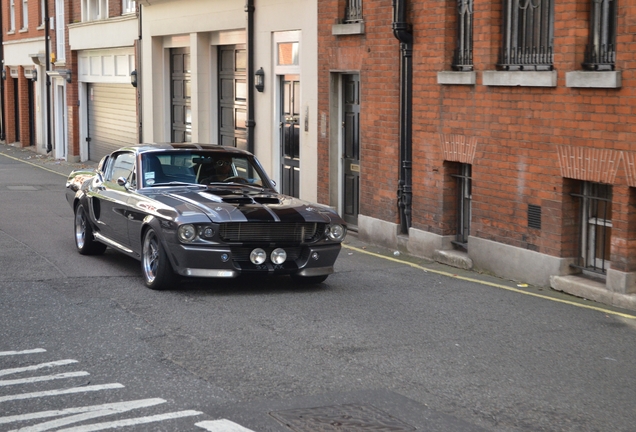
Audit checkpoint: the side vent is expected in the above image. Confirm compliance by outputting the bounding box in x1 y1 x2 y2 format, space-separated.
528 204 542 229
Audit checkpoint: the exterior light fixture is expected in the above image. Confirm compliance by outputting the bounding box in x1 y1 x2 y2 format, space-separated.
31 69 37 82
255 67 264 92
65 71 71 83
1 69 5 80
130 70 137 88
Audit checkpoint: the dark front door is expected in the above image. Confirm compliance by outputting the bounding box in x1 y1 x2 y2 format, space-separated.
219 45 247 149
342 74 360 226
171 48 191 143
13 80 20 143
281 75 300 198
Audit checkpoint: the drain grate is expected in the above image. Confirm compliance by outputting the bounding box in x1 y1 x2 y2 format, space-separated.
270 403 416 431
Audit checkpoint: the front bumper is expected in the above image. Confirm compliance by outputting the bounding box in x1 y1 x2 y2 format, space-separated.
167 242 342 278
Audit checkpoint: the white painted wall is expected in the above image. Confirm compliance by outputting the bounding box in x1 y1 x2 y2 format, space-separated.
140 0 318 201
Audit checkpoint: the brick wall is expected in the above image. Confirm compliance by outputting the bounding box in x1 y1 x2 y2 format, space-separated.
317 0 401 223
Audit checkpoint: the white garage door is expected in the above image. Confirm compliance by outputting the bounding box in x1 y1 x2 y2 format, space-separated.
88 83 137 162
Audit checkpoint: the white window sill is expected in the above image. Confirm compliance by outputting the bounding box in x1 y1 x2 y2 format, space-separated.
483 70 557 87
437 71 476 85
566 71 621 88
7 30 15 35
332 22 365 36
19 28 28 33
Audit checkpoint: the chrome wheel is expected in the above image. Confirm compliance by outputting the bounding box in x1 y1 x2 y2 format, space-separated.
74 208 87 249
141 228 175 290
73 204 106 255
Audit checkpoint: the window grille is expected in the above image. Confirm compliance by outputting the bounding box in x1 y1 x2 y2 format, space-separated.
498 0 554 71
571 182 612 275
345 0 363 23
451 164 472 250
583 0 617 71
453 0 474 71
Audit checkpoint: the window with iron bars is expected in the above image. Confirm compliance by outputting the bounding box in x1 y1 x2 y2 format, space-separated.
453 0 473 71
571 182 612 276
497 0 554 71
451 164 472 250
344 0 363 23
582 0 617 71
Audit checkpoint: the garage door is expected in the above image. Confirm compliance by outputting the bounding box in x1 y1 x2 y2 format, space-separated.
88 83 137 162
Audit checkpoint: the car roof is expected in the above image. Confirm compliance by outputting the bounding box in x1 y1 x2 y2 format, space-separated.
118 143 254 156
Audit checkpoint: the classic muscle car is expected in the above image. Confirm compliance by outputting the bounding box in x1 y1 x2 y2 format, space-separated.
65 144 347 290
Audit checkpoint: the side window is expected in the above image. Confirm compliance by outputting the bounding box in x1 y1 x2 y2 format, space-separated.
105 152 135 183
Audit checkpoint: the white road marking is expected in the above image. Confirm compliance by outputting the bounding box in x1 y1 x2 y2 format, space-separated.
0 398 165 425
196 419 257 431
0 371 90 387
6 399 168 432
0 349 47 356
0 359 78 377
52 410 203 431
0 383 124 403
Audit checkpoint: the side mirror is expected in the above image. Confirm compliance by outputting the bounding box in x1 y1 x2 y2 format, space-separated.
117 177 129 189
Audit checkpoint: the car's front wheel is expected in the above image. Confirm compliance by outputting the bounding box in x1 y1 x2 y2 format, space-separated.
74 204 106 255
290 274 329 284
141 228 176 290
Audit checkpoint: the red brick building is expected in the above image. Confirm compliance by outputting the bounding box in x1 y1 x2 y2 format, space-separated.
2 0 49 150
318 0 636 309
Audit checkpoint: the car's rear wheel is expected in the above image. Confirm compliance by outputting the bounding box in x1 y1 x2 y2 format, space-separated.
141 228 176 290
290 274 329 284
74 204 106 255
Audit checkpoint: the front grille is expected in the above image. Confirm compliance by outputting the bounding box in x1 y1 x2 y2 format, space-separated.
219 222 321 243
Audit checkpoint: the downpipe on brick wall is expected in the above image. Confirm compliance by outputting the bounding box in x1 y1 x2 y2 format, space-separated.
392 0 413 234
246 0 256 155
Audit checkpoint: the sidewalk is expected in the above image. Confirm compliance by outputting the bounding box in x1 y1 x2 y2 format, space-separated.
0 142 96 177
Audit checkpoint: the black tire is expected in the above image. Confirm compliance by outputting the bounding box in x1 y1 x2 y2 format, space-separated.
290 274 329 284
141 228 176 290
74 204 107 255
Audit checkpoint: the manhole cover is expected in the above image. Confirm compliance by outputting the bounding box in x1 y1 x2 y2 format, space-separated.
270 403 416 431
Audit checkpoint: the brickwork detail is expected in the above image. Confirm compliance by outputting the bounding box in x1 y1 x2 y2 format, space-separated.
556 145 622 185
440 134 477 164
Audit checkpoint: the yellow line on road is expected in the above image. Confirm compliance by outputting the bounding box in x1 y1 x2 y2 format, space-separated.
343 244 636 320
0 152 68 177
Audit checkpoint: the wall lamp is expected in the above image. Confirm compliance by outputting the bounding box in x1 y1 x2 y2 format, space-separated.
31 69 37 82
255 67 264 92
1 69 5 81
130 70 137 88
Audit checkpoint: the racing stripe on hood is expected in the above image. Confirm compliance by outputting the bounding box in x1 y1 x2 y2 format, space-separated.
236 204 278 222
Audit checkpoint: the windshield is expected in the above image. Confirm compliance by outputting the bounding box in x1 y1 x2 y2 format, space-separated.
141 151 269 188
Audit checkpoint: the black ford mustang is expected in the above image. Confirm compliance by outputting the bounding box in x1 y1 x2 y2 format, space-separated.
65 144 347 290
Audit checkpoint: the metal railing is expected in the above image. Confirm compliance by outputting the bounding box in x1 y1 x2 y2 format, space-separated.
453 0 474 71
498 0 554 71
582 0 617 70
345 0 363 23
571 183 612 275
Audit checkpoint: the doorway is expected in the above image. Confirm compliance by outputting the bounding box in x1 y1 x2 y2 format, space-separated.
170 47 191 143
280 74 300 198
342 74 360 226
218 45 247 149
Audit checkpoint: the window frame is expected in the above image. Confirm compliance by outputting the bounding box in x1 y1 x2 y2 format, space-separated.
21 0 28 30
453 0 474 71
582 0 617 71
9 0 16 32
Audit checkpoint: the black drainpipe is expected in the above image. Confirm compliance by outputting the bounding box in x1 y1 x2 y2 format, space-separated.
136 4 143 143
45 0 52 153
392 0 413 235
245 0 255 154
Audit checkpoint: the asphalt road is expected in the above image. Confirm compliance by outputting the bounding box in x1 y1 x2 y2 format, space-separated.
1 144 635 432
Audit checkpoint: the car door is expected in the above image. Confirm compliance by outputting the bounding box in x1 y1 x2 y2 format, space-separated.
95 151 136 249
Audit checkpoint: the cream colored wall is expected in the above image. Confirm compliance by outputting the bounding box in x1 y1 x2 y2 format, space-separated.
140 0 318 201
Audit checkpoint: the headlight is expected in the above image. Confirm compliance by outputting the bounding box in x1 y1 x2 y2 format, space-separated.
326 223 347 242
250 248 267 265
271 248 287 265
178 224 197 242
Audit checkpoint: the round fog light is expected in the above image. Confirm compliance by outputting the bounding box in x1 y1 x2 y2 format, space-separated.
221 253 230 262
270 248 287 265
250 248 267 265
311 252 320 261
